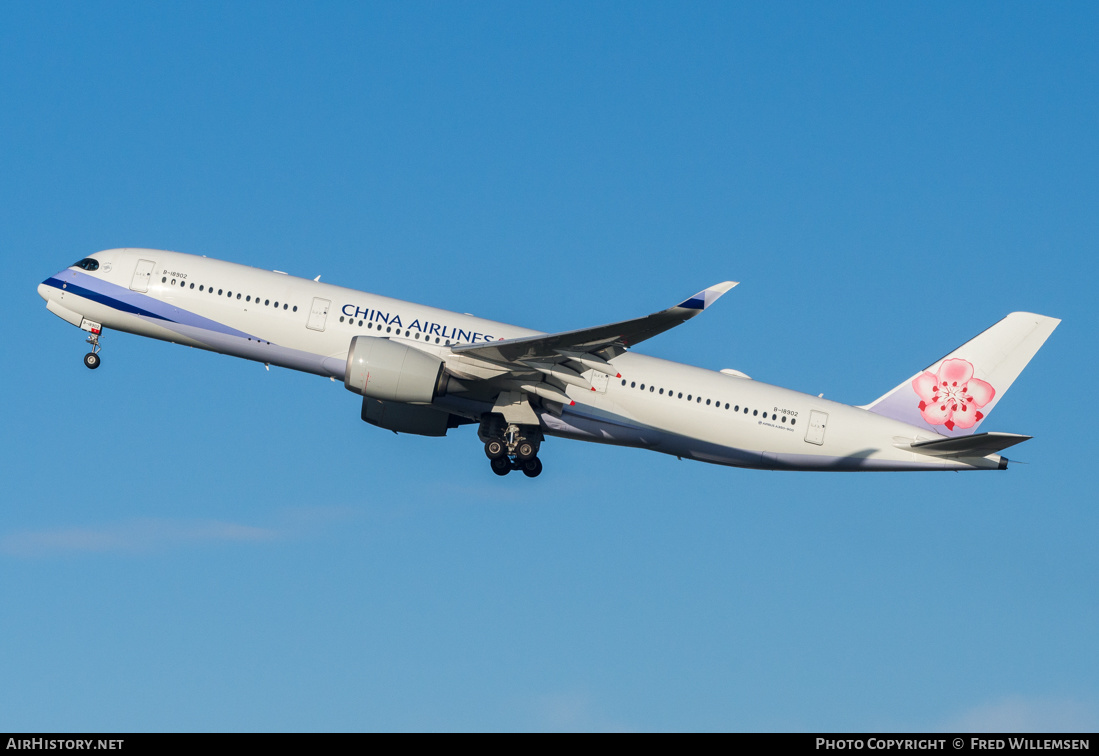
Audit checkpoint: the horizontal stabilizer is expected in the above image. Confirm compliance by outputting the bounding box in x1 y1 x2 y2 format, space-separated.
907 432 1031 458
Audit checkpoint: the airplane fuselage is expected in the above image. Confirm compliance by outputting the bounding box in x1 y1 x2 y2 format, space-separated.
39 248 1014 473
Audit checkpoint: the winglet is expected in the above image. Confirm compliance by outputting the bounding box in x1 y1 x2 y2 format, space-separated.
677 281 738 310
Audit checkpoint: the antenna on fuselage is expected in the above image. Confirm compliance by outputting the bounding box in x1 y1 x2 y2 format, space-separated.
314 275 321 282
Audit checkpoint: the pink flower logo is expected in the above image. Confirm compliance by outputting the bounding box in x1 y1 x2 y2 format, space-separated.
911 358 995 431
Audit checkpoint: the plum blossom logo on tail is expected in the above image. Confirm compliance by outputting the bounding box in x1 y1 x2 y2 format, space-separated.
911 358 995 431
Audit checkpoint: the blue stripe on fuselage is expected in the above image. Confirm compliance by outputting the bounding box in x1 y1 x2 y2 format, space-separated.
43 276 169 322
41 271 262 342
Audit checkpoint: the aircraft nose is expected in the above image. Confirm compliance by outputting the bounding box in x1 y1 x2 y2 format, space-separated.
37 282 51 301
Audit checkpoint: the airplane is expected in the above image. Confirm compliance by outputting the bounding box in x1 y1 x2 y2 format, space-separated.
38 248 1059 477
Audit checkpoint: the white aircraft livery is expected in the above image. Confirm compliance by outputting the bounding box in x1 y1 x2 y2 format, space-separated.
39 249 1060 477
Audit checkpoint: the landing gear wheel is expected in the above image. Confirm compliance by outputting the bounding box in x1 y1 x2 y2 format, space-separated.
521 457 543 478
515 441 537 461
83 352 101 370
484 439 506 460
490 456 512 476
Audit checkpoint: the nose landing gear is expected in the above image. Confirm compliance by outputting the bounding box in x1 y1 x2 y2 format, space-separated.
81 319 103 370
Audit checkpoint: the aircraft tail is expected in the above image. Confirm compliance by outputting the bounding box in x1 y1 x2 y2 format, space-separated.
862 312 1060 436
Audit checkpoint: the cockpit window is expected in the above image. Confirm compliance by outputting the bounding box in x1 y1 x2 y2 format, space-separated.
72 258 100 271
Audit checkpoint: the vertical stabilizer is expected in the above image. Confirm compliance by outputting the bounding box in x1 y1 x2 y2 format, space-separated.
862 312 1059 436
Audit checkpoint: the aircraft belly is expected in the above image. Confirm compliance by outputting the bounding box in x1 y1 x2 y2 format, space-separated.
539 407 666 448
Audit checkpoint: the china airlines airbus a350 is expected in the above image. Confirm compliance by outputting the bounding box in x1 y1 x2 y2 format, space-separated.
39 249 1059 477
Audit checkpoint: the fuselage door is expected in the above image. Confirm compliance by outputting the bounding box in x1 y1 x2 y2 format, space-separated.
804 410 829 445
130 259 156 292
307 297 331 332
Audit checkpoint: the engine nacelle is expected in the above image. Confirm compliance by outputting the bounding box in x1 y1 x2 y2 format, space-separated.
361 398 451 436
344 336 447 404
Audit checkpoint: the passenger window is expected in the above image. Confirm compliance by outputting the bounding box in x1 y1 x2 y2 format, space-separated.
190 283 194 289
631 382 636 388
218 289 223 295
791 418 796 426
171 279 176 285
199 285 204 291
293 306 298 312
753 410 758 416
265 299 269 306
678 393 682 399
236 293 241 299
706 399 711 405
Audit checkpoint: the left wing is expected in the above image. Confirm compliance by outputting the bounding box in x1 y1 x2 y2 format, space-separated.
453 281 737 365
444 282 737 407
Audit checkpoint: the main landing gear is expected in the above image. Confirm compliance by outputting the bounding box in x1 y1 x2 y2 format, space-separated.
82 321 103 370
483 422 543 478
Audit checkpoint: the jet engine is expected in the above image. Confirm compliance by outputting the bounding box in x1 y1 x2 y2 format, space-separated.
344 336 448 404
361 398 453 436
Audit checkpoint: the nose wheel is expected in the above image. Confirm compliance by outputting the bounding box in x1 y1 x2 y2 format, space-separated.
82 322 103 369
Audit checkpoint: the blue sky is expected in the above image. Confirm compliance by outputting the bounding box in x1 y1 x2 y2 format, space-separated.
1 2 1096 732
